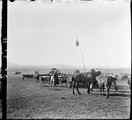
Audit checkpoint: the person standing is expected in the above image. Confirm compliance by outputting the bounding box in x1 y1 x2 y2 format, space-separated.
91 68 97 90
22 75 24 80
36 74 39 82
54 71 59 86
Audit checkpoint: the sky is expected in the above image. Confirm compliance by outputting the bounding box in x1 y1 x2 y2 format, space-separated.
6 0 131 68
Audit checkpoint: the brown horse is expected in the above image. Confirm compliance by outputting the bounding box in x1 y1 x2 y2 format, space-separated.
72 70 101 95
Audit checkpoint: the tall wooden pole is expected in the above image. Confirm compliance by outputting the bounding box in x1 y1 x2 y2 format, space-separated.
79 44 86 73
76 36 86 73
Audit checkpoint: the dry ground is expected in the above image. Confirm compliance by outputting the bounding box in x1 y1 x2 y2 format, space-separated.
6 72 131 119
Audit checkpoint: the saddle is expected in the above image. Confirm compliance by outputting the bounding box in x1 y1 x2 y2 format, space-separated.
109 74 116 78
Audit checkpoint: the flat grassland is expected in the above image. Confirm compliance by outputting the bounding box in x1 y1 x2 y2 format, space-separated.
7 71 130 119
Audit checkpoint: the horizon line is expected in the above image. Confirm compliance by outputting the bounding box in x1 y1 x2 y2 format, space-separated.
7 62 131 69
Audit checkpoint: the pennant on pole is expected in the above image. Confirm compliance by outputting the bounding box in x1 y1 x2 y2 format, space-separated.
76 40 79 47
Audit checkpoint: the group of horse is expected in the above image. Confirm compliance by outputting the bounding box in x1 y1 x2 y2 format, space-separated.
71 70 131 99
22 74 34 80
21 70 131 99
21 72 70 87
37 73 71 87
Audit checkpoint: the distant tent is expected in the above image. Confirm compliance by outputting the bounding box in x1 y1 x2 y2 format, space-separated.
49 68 61 75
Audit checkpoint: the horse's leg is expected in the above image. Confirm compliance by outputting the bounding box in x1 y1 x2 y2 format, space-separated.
66 79 68 88
100 85 104 96
87 82 88 93
99 84 102 95
49 79 51 84
37 77 39 82
113 81 117 91
100 88 102 95
73 82 75 95
53 78 55 86
50 81 52 86
102 86 105 96
101 89 103 96
53 80 55 86
90 83 93 91
76 82 81 95
99 88 101 95
50 80 53 86
65 81 67 88
48 79 50 84
103 84 105 96
106 87 108 99
106 85 110 99
67 81 69 88
87 82 91 94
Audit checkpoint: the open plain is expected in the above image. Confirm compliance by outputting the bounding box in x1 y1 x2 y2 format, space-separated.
6 70 131 119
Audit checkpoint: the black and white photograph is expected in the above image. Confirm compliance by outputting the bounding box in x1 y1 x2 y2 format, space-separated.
0 0 131 119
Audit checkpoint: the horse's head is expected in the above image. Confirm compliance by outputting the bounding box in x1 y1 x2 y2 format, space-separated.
112 74 118 80
95 71 101 77
89 71 101 78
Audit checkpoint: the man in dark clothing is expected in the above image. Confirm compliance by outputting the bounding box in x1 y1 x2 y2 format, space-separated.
54 71 59 86
36 75 39 82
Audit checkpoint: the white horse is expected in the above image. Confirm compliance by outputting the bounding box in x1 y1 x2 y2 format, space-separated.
96 74 106 95
96 73 118 98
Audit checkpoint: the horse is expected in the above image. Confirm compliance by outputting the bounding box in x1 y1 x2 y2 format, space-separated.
66 75 73 88
123 74 131 89
14 71 21 74
58 74 72 87
96 74 106 95
72 70 101 95
127 75 131 89
121 74 131 89
22 74 34 80
96 74 118 99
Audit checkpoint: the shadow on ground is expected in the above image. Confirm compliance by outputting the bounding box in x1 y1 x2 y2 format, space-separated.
91 91 130 98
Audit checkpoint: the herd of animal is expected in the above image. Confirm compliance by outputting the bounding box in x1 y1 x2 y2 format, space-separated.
20 72 71 86
71 70 119 99
14 70 131 99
